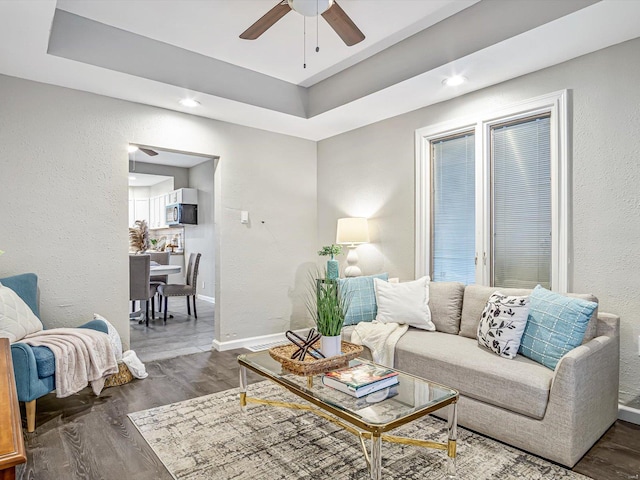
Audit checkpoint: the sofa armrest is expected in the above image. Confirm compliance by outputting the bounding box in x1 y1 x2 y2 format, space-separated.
10 343 40 401
548 334 619 461
78 319 108 334
596 312 620 338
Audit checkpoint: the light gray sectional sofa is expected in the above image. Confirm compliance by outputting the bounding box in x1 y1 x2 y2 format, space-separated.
343 283 620 467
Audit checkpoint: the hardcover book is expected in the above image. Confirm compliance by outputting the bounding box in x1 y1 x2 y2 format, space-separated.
322 364 399 398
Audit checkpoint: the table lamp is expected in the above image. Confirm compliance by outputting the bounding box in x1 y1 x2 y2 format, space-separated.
336 217 369 277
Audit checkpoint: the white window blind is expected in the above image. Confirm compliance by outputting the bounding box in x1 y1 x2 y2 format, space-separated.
491 115 551 288
432 133 476 284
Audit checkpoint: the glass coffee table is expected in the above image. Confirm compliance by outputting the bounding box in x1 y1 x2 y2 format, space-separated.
238 351 459 480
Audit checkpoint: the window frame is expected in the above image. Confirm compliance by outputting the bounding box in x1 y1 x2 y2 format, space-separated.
415 90 569 292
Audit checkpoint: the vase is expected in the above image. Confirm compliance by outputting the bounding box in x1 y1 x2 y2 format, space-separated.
327 258 339 280
321 335 342 358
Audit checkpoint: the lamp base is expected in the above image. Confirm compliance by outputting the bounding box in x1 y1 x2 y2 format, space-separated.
344 265 362 277
344 246 362 277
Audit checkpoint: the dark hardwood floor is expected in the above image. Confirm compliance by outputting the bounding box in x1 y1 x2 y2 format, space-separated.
14 347 640 480
16 294 640 480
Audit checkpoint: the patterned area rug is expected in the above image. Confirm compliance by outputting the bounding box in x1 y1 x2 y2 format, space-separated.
128 381 589 480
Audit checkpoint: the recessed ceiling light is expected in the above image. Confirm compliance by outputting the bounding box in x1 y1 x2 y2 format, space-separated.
129 176 136 181
128 145 139 153
179 98 201 108
442 75 467 87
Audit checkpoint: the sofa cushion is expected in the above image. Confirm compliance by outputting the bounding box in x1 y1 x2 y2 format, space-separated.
519 286 597 370
428 282 464 334
460 285 599 345
0 284 44 342
374 277 434 330
339 273 389 326
395 330 553 419
566 293 599 344
477 292 530 359
460 285 531 339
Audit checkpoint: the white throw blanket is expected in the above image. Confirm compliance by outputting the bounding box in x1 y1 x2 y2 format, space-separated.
22 328 118 398
350 321 409 367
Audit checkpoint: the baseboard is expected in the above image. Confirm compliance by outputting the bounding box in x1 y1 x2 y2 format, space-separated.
618 404 640 425
197 294 215 304
212 329 308 352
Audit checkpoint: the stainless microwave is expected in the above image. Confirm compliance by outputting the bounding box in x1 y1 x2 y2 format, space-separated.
166 203 198 225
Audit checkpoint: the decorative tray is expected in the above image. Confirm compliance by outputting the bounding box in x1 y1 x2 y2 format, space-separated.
269 341 364 376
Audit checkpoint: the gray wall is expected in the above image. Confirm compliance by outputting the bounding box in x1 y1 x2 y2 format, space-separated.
187 159 216 299
128 160 188 189
0 74 317 349
317 38 640 404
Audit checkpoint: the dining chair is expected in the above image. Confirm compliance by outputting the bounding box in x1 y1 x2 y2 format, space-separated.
148 251 170 312
129 254 156 326
157 253 201 324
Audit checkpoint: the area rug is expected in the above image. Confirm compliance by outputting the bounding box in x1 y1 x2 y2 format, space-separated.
128 381 589 480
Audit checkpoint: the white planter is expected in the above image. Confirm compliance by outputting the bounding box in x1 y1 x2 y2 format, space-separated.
321 335 342 358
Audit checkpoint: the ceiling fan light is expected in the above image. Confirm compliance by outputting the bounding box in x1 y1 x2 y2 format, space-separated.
288 0 334 17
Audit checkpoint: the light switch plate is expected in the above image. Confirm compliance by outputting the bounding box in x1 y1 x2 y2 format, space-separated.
241 211 249 224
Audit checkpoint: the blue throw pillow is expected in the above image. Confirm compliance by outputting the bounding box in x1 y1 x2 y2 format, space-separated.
519 285 597 370
339 273 389 326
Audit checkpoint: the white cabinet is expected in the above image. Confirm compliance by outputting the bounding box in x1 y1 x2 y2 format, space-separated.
133 199 150 224
168 188 198 205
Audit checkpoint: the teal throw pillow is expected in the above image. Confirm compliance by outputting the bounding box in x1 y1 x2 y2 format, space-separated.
339 273 389 326
519 285 597 370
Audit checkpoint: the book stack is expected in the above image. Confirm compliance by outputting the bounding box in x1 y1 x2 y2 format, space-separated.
322 363 399 398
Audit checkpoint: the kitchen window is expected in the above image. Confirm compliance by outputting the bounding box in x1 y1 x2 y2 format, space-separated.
415 91 569 291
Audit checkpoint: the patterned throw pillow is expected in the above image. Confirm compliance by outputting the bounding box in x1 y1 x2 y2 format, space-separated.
339 273 389 326
519 285 597 370
477 292 530 359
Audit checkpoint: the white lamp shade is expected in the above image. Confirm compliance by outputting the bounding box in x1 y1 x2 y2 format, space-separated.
336 217 369 245
288 0 334 16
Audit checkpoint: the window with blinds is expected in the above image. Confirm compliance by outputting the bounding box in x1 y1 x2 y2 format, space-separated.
491 115 551 288
431 133 476 284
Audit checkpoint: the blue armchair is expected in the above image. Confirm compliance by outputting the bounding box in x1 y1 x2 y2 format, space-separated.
1 273 107 432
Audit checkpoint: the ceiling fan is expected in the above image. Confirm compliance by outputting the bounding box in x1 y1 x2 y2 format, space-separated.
129 145 158 157
240 0 365 47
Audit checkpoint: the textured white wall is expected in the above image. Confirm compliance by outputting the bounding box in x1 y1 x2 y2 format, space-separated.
187 159 216 299
317 38 640 403
0 74 317 349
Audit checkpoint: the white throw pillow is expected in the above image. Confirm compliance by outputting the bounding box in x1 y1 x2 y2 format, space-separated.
0 284 44 343
374 276 435 331
477 292 530 359
94 313 123 362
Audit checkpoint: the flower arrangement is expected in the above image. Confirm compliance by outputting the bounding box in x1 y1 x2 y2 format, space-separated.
317 244 343 260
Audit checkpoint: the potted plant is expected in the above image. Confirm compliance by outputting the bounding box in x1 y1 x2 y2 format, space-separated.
317 244 343 280
306 271 351 357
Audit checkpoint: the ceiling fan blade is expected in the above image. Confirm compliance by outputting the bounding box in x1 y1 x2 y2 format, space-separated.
139 148 158 157
322 1 365 46
240 1 292 40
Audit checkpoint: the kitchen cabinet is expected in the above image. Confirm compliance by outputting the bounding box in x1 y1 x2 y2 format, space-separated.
134 199 150 225
168 188 198 205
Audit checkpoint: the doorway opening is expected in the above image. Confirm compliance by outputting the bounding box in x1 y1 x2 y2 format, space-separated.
128 145 218 362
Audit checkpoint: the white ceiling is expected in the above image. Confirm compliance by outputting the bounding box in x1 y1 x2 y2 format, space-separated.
56 0 477 87
128 173 173 188
129 148 215 168
0 1 639 141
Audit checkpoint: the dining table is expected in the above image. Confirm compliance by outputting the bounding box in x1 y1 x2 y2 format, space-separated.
150 264 182 276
